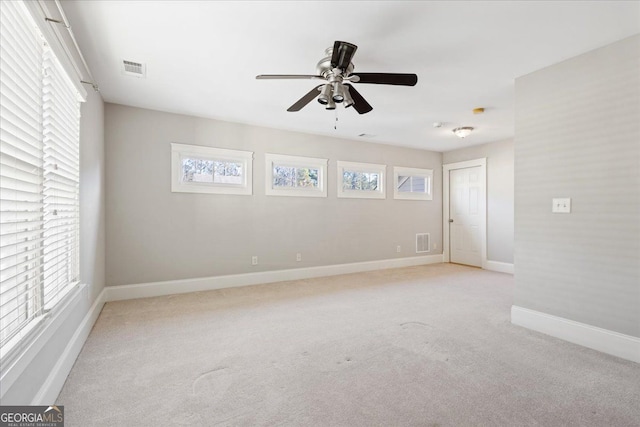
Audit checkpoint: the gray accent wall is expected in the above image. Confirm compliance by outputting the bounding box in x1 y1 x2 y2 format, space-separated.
443 139 514 264
105 104 443 287
514 35 640 337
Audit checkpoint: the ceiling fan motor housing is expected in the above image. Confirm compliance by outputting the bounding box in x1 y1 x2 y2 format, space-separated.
316 49 354 78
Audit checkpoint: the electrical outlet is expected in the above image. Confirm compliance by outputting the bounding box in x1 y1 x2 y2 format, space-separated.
296 253 302 262
552 198 571 213
396 245 401 253
251 256 258 265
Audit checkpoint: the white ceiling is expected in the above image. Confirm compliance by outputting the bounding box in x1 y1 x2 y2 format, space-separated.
61 1 640 152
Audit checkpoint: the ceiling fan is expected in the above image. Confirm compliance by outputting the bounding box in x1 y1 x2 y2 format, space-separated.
256 41 418 114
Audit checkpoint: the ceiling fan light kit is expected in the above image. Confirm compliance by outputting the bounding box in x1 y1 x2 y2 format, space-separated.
318 84 332 105
342 85 355 108
256 41 418 115
331 82 345 103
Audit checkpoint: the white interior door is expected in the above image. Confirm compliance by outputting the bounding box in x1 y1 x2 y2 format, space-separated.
449 166 483 267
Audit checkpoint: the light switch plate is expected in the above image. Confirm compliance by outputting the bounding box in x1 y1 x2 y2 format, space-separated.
552 198 571 213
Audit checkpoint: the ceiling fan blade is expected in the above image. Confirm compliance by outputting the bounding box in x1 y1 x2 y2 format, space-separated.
256 74 324 80
344 84 372 114
350 72 418 86
287 85 323 112
330 41 358 70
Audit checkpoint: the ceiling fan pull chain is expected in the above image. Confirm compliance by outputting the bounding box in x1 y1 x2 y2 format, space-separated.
334 109 339 130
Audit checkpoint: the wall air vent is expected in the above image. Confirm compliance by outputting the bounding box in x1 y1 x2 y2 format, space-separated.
416 233 430 253
122 60 146 78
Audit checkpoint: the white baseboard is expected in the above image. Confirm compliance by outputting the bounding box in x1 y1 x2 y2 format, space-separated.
485 261 514 274
32 287 106 404
511 306 640 363
106 254 444 302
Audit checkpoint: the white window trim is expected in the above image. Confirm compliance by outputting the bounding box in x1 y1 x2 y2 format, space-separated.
265 153 328 198
171 143 253 195
336 161 386 199
393 166 434 200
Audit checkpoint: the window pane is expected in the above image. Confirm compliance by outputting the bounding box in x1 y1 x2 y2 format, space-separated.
398 175 426 193
213 161 242 184
273 165 295 187
296 167 318 188
182 158 243 185
273 166 319 189
343 171 379 191
182 158 213 182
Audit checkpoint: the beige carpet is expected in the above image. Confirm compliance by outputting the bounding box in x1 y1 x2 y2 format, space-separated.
57 263 640 426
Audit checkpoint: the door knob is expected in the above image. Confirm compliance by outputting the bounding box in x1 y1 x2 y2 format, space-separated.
449 219 454 223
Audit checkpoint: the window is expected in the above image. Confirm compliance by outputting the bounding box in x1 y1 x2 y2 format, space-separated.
1 0 82 359
171 143 253 195
393 166 433 200
337 161 386 199
265 153 327 197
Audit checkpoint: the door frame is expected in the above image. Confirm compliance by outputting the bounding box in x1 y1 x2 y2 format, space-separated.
443 158 487 268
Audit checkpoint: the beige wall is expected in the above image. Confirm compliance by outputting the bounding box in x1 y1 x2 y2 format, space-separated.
105 104 443 287
514 35 639 337
80 87 106 301
443 139 514 264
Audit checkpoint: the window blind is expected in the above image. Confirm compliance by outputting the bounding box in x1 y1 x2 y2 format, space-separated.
0 0 80 357
42 48 80 310
0 0 45 352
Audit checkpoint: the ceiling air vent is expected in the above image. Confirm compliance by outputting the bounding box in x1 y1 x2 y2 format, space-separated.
122 60 146 78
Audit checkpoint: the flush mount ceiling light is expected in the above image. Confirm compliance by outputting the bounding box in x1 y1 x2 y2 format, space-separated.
452 126 474 138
